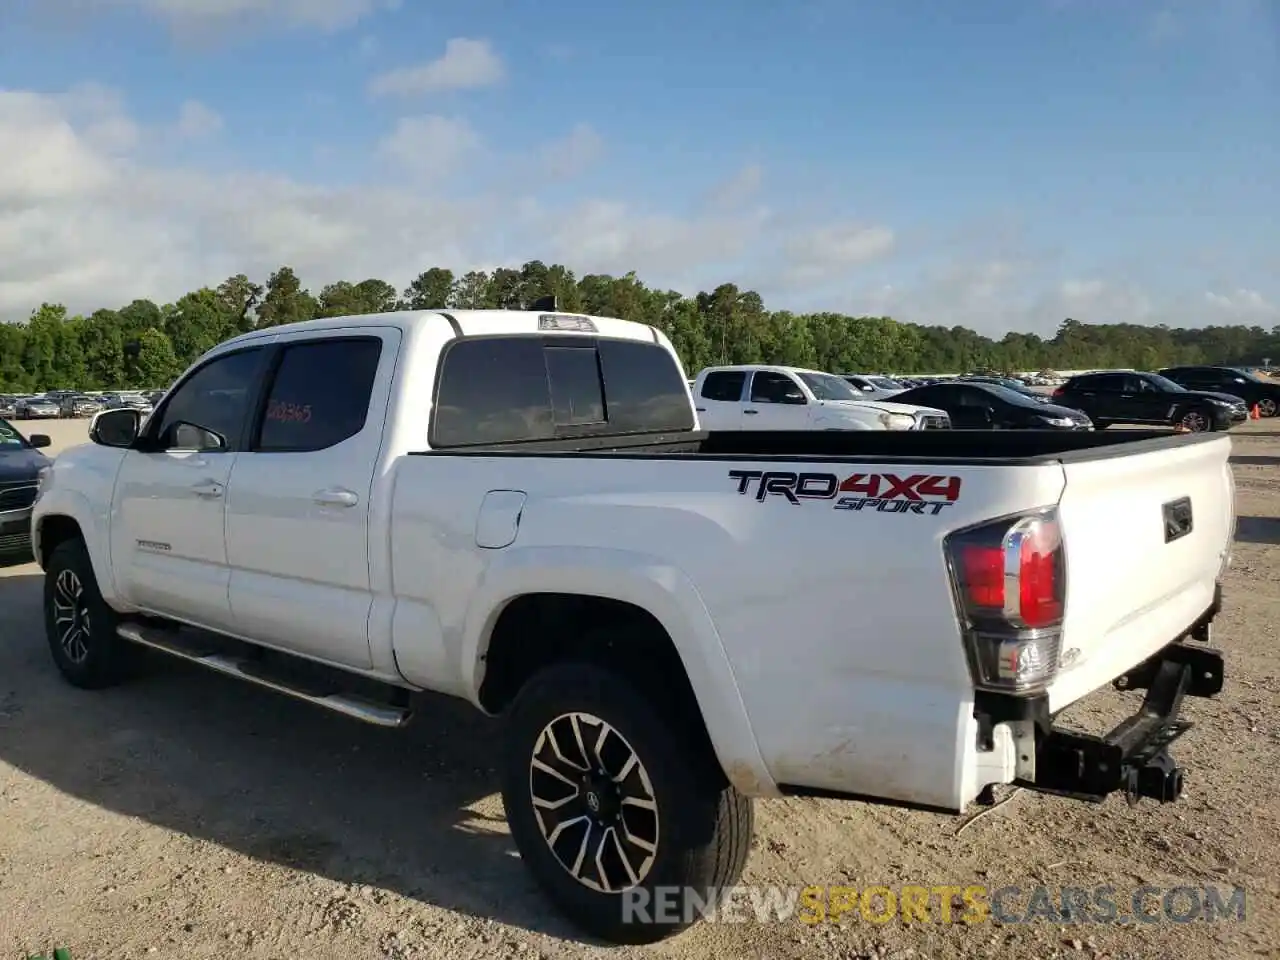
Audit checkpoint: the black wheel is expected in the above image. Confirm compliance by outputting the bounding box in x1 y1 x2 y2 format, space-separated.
1258 397 1277 418
500 661 753 944
44 538 136 689
1177 407 1211 432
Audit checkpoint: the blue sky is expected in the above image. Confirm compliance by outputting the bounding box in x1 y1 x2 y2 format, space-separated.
0 0 1275 334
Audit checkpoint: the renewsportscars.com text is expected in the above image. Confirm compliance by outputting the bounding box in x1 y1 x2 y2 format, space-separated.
621 884 1247 926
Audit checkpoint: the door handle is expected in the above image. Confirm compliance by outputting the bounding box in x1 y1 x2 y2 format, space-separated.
313 488 359 508
695 407 706 412
743 409 759 415
192 481 223 499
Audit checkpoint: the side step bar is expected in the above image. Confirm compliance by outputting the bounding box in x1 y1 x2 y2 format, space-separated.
116 623 413 728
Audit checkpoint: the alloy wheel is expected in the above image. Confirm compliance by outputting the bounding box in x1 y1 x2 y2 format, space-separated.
1259 398 1277 417
52 569 92 664
528 711 659 893
1180 411 1208 432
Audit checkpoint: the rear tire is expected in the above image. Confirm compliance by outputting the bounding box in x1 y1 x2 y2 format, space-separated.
500 661 753 944
1258 397 1277 418
44 538 136 689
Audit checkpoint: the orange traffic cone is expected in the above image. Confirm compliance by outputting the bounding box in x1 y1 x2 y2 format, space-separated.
1250 404 1261 420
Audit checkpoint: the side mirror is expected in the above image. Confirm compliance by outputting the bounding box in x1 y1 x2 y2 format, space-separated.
28 434 51 449
169 421 226 451
90 408 141 448
782 391 808 405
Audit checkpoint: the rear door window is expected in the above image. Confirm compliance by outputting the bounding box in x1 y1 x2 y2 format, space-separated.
700 371 746 402
254 338 383 452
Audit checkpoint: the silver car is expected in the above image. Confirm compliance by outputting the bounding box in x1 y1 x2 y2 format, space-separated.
14 397 60 420
59 394 104 418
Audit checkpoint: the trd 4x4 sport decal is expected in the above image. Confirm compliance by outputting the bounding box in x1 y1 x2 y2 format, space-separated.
728 469 962 515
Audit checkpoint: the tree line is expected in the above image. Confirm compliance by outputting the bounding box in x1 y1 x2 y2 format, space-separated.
2 262 1276 393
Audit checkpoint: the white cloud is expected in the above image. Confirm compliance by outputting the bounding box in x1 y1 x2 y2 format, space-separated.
780 223 896 285
175 99 223 138
70 0 396 32
538 123 604 179
1204 288 1278 320
376 115 481 181
541 199 771 283
368 38 504 97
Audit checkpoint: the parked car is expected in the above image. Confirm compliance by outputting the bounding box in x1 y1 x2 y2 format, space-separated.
888 381 1093 430
14 396 60 420
0 417 52 564
1157 366 1280 418
694 365 952 430
838 374 908 400
1053 372 1248 432
59 394 104 418
33 309 1230 943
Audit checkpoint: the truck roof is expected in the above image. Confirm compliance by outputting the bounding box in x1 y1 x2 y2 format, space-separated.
219 309 661 349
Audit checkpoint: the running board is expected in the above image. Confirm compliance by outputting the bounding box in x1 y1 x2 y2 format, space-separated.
116 623 413 728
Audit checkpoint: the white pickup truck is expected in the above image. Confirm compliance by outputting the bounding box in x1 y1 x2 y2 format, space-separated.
693 364 952 430
33 309 1231 942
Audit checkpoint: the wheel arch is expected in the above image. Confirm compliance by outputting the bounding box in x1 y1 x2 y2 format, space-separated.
461 546 777 798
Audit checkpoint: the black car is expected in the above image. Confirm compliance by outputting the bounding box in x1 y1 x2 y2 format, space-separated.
1052 371 1248 432
0 417 53 565
1157 366 1280 418
888 381 1093 430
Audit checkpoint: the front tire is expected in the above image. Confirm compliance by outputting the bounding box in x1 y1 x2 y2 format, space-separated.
44 538 136 689
1258 397 1277 418
500 661 753 944
1177 407 1212 432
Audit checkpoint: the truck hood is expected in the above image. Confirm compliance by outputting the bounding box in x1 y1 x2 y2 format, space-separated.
818 398 946 417
0 446 51 482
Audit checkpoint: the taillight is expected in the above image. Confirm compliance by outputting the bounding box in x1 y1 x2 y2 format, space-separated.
946 510 1066 695
1051 388 1065 400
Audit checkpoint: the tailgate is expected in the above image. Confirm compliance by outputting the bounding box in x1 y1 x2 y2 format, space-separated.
1048 435 1233 710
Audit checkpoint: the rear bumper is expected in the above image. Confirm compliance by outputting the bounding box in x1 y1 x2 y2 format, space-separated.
979 585 1224 806
1021 641 1223 803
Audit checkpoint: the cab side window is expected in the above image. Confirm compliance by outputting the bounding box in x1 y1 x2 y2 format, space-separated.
152 348 264 451
750 371 806 404
700 371 746 402
254 338 383 453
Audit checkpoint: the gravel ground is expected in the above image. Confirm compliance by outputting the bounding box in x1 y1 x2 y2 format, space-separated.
2 418 1278 960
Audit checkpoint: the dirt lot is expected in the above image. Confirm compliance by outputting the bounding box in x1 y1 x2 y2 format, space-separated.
2 419 1278 960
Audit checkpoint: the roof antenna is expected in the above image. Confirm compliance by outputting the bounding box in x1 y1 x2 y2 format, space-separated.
528 294 558 311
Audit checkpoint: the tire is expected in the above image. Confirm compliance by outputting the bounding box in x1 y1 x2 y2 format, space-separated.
44 538 136 689
500 661 753 944
1091 420 1111 430
1259 397 1277 418
1177 407 1212 433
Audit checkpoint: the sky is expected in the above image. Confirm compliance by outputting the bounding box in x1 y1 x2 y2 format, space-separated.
0 0 1276 336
